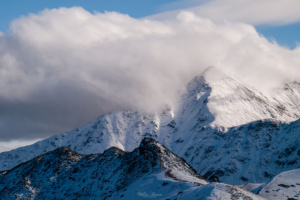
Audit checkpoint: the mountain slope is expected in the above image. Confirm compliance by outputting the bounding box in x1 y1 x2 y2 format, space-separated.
1 67 300 186
176 119 300 185
0 138 266 200
0 138 207 199
165 67 300 184
258 168 300 200
274 81 300 117
177 66 297 129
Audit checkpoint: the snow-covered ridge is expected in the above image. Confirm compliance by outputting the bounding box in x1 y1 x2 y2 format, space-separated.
0 138 266 200
0 138 208 199
180 66 298 128
1 66 300 186
0 110 176 172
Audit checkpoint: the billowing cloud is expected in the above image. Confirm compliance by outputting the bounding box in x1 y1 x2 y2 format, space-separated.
0 7 300 142
156 0 300 25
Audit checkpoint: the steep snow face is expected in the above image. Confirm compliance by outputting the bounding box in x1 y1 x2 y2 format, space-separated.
0 138 265 200
1 67 300 186
259 168 300 200
178 66 297 129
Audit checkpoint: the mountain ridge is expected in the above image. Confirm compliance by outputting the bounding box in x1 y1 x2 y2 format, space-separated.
1 66 300 186
0 138 267 200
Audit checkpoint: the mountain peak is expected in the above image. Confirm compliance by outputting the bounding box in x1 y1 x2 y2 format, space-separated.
199 66 231 86
140 137 157 146
201 66 227 79
185 66 229 94
102 146 125 157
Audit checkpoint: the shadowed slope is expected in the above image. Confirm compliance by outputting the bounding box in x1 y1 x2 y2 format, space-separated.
0 138 208 199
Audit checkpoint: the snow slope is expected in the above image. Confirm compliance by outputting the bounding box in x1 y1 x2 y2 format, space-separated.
176 119 300 185
274 81 300 117
1 67 300 185
0 109 176 172
122 176 266 200
259 168 300 200
0 138 265 200
178 66 297 129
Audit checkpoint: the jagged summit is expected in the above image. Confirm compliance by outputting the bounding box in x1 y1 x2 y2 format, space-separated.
199 66 228 81
140 137 157 145
185 66 228 93
101 146 125 157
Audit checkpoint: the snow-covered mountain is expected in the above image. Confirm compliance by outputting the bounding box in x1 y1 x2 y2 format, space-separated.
179 67 298 128
1 66 300 186
0 138 265 200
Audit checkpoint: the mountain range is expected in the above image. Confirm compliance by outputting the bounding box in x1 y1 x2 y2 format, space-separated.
0 138 266 200
1 66 300 199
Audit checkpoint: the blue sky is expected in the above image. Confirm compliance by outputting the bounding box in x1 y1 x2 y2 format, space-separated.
256 22 300 49
0 0 299 49
0 0 175 31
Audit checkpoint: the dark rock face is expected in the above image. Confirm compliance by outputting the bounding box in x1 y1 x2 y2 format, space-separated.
208 175 220 183
0 138 207 199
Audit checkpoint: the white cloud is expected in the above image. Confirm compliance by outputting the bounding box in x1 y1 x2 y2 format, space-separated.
0 7 300 141
0 144 12 153
155 0 300 25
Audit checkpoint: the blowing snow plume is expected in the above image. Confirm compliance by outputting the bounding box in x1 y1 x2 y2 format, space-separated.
0 7 300 141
